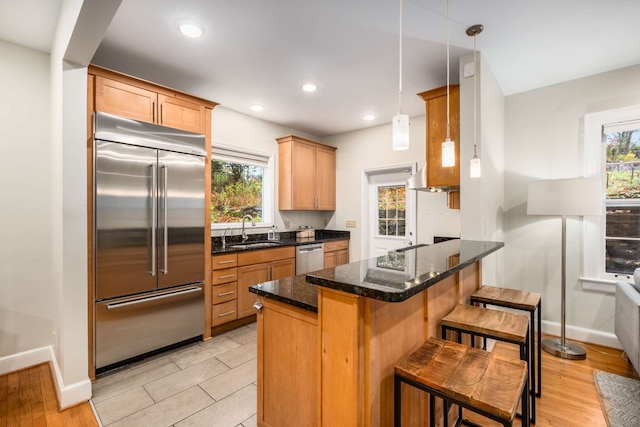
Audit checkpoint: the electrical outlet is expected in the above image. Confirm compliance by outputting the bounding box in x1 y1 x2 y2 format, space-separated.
284 221 290 229
346 220 356 228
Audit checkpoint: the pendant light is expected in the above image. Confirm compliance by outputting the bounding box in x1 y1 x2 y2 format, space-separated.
392 0 409 151
441 0 455 166
467 24 483 178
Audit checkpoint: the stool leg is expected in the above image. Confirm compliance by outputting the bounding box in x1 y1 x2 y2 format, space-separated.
522 375 530 427
530 309 536 402
394 375 401 427
429 394 436 427
443 398 449 427
537 300 542 397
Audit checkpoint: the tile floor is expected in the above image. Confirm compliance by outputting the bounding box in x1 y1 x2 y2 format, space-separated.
91 323 258 427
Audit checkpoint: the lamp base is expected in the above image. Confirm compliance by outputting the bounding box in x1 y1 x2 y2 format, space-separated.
542 338 587 360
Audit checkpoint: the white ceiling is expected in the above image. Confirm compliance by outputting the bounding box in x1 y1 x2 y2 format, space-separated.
3 0 640 137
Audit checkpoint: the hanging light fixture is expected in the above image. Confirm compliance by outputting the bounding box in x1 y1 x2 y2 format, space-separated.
441 0 455 166
392 0 409 151
467 24 483 178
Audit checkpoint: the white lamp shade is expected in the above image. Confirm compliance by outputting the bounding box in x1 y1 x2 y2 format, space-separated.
469 157 481 178
442 138 455 167
527 178 602 216
392 114 410 150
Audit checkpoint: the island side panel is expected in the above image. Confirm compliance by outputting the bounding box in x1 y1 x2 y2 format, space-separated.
366 291 428 427
257 298 318 427
318 288 366 427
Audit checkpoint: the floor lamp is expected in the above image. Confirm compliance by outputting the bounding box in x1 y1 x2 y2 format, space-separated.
527 178 602 360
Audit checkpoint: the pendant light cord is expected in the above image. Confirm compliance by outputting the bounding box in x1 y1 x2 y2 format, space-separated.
473 32 477 157
445 0 450 140
398 0 403 114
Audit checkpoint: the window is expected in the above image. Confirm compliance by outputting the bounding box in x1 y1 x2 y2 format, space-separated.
583 107 640 291
211 144 273 228
604 126 640 275
377 185 406 237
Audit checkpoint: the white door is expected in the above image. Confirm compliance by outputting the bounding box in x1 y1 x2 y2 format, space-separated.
363 166 416 259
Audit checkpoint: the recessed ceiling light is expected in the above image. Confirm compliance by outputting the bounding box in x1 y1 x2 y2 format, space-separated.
362 114 376 121
177 19 204 38
250 104 264 112
302 83 317 93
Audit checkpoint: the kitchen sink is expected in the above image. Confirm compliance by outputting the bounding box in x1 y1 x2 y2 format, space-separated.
228 241 284 249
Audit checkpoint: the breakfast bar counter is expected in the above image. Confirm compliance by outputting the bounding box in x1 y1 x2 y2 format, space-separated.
249 239 504 427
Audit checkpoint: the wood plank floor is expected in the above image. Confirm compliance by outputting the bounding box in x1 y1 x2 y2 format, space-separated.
464 334 639 426
0 363 98 427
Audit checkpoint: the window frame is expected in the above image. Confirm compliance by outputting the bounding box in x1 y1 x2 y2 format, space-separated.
210 142 275 231
582 106 640 293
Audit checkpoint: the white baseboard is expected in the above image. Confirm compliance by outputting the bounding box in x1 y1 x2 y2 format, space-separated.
0 346 92 410
541 320 622 350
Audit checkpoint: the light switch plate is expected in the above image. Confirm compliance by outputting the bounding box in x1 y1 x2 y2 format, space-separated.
346 220 356 228
463 61 475 78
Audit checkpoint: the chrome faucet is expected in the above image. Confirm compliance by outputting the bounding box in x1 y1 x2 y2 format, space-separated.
241 214 256 242
222 227 232 248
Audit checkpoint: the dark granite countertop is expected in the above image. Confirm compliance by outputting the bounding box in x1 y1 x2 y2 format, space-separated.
249 274 319 313
307 240 503 302
248 240 504 311
211 229 350 254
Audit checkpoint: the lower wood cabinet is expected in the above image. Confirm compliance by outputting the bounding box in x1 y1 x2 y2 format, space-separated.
324 239 350 269
257 298 318 426
237 247 296 319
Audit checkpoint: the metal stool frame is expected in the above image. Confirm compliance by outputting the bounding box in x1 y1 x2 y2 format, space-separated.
394 362 530 427
470 295 542 399
441 322 534 425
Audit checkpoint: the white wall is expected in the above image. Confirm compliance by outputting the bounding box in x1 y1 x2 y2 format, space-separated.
504 64 640 338
324 117 460 262
211 106 334 234
0 41 55 356
459 53 506 286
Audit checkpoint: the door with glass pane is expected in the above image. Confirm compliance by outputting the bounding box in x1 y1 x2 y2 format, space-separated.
366 169 415 258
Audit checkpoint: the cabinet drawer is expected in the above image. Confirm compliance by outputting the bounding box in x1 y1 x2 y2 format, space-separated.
238 246 295 266
212 282 237 304
324 239 349 252
212 267 237 284
212 300 237 326
212 253 238 270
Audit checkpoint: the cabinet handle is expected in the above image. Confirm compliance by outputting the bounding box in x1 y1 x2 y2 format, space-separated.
218 311 235 317
218 291 235 296
218 275 235 279
160 103 164 123
253 300 263 313
152 100 156 122
217 260 234 265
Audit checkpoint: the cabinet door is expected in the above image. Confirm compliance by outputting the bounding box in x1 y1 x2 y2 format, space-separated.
158 95 207 133
271 258 295 281
315 146 336 210
324 251 337 269
426 88 459 188
291 141 317 209
95 76 156 123
336 249 349 266
237 263 270 318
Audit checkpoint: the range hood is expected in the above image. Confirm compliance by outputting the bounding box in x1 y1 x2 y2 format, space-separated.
406 166 459 192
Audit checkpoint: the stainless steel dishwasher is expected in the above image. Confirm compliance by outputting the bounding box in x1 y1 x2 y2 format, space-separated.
296 243 324 274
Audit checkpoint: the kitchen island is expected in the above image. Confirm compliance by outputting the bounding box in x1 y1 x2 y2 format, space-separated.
249 239 504 427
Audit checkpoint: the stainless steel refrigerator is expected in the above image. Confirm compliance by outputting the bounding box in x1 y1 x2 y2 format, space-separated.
94 112 205 372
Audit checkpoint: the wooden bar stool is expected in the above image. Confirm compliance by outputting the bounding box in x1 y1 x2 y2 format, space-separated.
470 285 542 398
441 304 534 424
394 337 529 427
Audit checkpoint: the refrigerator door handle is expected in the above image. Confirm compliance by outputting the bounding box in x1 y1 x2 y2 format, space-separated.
105 285 202 310
150 163 158 276
161 164 169 275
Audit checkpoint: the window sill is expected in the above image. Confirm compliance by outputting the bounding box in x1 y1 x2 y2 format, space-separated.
580 277 616 294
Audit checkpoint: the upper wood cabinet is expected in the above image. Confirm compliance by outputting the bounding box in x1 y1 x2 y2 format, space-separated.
417 85 460 189
277 135 337 211
90 65 212 134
